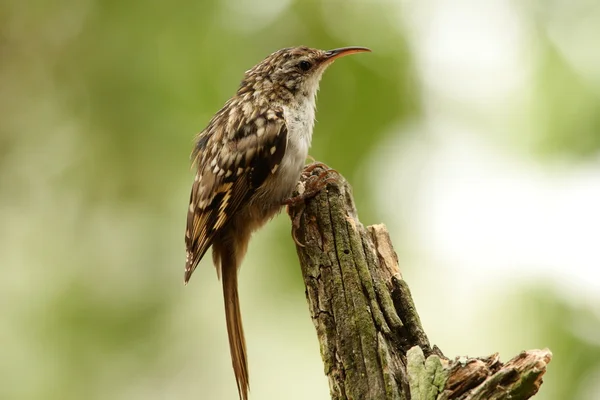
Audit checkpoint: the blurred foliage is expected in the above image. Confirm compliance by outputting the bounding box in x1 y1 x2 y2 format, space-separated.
512 287 600 399
525 0 600 160
532 37 600 159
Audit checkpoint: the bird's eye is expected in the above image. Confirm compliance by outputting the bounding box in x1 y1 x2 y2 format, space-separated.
298 61 312 71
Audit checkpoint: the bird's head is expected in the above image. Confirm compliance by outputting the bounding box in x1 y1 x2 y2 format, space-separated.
240 46 371 102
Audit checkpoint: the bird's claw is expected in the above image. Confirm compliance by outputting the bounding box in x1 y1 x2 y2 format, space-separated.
285 162 340 247
283 167 338 207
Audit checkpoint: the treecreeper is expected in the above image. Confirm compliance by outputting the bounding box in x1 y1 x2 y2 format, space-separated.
183 46 371 399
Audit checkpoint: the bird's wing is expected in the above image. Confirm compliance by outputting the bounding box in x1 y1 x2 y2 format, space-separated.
184 107 287 282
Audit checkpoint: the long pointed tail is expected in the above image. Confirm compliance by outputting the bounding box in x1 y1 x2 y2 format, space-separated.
221 249 249 400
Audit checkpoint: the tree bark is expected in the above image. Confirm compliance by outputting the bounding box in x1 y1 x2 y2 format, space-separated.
286 163 552 400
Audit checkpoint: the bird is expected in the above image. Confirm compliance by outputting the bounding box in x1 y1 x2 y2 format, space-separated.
184 45 371 399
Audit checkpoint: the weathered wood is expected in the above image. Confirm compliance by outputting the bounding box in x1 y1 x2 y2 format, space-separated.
287 163 551 400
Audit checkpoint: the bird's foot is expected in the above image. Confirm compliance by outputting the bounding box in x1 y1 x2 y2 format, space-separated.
285 162 340 247
301 161 339 177
283 165 339 207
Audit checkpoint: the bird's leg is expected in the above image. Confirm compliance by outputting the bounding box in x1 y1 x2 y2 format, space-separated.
283 164 340 207
285 163 341 247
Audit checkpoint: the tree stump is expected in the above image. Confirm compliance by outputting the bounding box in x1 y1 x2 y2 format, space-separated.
286 163 552 400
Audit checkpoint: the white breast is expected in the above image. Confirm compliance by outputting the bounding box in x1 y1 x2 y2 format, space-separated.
271 97 316 201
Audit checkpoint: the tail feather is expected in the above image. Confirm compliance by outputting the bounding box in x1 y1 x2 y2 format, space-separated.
221 249 249 400
184 250 195 284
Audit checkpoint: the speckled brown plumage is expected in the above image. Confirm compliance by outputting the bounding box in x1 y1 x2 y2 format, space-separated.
184 45 371 400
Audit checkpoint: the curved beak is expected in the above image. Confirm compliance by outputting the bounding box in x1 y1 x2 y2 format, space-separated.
323 46 371 63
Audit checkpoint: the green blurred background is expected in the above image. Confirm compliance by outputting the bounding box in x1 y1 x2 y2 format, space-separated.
2 0 600 399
